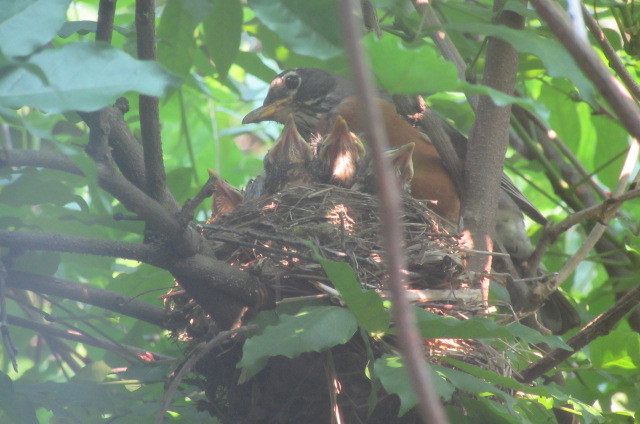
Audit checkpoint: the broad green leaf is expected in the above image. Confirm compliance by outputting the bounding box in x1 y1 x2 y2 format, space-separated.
0 42 181 113
589 331 640 373
249 0 343 60
238 305 357 372
445 23 596 104
235 51 278 82
365 34 460 94
0 0 71 58
158 0 197 77
413 308 571 350
71 361 111 383
373 355 455 415
0 169 88 210
12 251 60 277
0 372 38 424
315 255 390 333
459 396 521 424
460 81 549 121
203 0 243 78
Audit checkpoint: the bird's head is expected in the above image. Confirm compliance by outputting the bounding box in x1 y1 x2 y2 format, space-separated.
242 68 356 138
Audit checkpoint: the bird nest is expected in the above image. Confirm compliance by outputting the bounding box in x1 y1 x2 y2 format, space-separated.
165 182 518 423
206 183 466 299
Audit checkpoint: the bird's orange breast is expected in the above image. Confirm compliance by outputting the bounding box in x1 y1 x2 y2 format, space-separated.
324 97 461 222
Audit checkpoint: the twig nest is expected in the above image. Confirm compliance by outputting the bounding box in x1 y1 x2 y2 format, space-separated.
205 183 467 301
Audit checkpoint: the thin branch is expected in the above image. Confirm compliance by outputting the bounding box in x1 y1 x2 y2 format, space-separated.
7 271 184 330
79 106 181 211
136 0 170 208
155 326 254 424
339 1 450 423
0 148 84 176
7 314 175 362
96 0 116 43
519 284 640 383
530 0 640 141
582 4 640 102
548 140 639 291
0 229 160 262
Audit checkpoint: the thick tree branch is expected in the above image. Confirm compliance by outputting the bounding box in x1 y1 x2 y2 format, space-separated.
461 6 524 297
0 148 83 176
96 0 116 43
0 229 160 262
340 1 450 423
79 105 181 211
530 0 640 141
135 0 170 209
7 271 183 330
0 229 273 327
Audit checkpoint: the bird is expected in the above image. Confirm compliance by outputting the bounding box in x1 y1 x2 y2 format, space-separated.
207 170 244 220
243 67 580 334
262 114 314 195
317 116 366 187
354 142 416 194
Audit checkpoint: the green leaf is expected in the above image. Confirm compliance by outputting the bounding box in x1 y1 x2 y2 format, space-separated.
0 373 38 424
459 396 520 424
71 361 111 383
365 34 460 94
238 305 358 373
589 331 640 374
0 42 181 113
158 0 197 77
248 0 343 60
445 23 596 104
460 81 549 121
314 255 390 333
13 251 60 277
0 169 88 210
203 0 243 78
0 0 71 58
413 308 571 350
373 354 455 415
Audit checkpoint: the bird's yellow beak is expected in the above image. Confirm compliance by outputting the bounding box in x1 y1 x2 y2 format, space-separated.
242 96 293 125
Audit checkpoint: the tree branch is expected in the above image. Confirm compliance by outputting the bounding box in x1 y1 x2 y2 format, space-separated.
0 229 273 327
530 0 640 141
135 0 170 209
519 284 640 383
7 314 175 362
7 271 183 330
340 1 450 423
461 5 523 298
0 229 160 262
582 4 640 102
0 148 83 176
96 0 116 43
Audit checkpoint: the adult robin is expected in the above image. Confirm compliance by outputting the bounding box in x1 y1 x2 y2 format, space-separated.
243 68 580 334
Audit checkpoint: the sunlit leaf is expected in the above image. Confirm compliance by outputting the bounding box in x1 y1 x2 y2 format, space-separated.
0 42 181 113
0 0 71 58
238 306 357 375
249 0 343 60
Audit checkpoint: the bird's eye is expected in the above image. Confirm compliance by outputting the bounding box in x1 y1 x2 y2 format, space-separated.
284 74 300 90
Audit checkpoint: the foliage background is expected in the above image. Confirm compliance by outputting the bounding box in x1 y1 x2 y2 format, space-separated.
0 0 639 423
